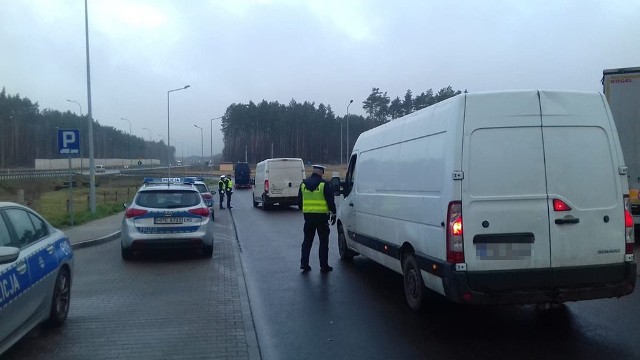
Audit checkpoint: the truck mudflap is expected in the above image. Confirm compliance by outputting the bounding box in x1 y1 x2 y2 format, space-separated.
441 262 636 305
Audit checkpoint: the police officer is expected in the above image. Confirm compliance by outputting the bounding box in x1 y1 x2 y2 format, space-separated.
218 175 226 209
225 174 233 209
298 164 337 273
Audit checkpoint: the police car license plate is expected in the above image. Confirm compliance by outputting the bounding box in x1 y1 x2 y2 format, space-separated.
154 217 183 224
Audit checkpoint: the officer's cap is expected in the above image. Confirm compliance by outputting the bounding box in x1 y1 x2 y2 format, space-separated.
312 164 325 172
220 175 226 179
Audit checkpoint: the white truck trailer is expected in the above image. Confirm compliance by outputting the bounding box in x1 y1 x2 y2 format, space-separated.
603 67 640 226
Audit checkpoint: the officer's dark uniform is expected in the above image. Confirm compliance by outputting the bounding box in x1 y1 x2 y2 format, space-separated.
298 165 337 273
218 176 226 209
224 176 233 209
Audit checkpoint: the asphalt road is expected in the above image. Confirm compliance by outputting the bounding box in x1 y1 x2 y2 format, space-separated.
3 211 256 360
233 189 640 360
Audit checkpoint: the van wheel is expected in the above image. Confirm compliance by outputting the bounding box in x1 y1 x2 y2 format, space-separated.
47 267 71 327
252 195 258 208
262 195 271 210
338 228 356 261
403 254 425 311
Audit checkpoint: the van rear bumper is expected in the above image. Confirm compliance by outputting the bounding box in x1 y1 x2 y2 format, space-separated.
442 262 636 305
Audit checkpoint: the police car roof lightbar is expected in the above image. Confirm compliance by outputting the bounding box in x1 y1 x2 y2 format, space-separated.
143 177 192 185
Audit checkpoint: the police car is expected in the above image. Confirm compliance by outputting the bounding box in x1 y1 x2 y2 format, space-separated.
190 178 215 218
0 202 74 355
121 178 215 260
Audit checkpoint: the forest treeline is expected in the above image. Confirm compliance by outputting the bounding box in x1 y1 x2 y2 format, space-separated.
222 86 463 163
0 85 462 168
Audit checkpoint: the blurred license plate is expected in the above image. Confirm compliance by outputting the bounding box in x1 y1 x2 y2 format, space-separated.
154 217 183 224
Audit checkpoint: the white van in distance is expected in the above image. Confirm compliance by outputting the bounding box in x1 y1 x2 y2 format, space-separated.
333 90 636 310
253 158 305 210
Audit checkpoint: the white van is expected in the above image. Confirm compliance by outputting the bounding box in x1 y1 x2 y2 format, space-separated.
253 158 305 210
334 90 636 311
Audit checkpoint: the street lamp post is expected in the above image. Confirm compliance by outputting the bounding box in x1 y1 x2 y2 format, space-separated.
120 117 132 166
194 124 204 173
66 99 84 170
142 127 151 142
167 85 190 177
210 116 223 166
346 99 353 162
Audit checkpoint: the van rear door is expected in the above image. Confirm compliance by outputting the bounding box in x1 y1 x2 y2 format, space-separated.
540 91 625 272
462 91 552 283
268 159 304 198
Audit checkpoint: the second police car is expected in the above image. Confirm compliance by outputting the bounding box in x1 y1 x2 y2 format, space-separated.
121 178 215 260
0 202 74 355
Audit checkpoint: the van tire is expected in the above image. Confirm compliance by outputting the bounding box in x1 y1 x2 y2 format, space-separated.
338 228 356 261
262 195 271 210
252 195 258 207
403 254 425 311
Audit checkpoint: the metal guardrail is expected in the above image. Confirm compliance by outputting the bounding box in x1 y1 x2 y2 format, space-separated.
0 170 73 180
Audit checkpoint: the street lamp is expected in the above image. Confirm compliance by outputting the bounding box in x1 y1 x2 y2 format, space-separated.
346 99 354 161
142 127 152 142
194 124 204 173
167 85 190 177
66 99 84 170
210 116 223 166
66 99 83 116
120 117 132 166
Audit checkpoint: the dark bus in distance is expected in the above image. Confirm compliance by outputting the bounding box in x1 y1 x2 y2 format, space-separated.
234 162 252 189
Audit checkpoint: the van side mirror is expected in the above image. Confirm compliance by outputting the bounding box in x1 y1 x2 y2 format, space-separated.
330 176 341 196
123 203 129 209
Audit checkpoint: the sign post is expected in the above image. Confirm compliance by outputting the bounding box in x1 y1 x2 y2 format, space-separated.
58 129 80 226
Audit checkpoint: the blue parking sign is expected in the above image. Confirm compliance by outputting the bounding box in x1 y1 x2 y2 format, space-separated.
58 129 80 154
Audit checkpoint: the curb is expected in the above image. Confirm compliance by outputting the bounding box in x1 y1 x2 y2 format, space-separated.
71 231 121 250
229 209 262 360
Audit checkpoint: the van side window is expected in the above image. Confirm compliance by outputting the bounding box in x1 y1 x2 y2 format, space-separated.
345 155 357 196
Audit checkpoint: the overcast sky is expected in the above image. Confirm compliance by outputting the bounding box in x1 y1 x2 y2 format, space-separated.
1 0 639 157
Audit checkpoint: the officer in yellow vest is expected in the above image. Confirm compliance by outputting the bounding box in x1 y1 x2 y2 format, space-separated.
298 165 337 273
218 175 226 209
224 174 233 209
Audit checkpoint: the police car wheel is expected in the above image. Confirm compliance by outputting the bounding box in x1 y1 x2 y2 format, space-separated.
403 254 425 311
47 267 71 327
203 245 213 258
121 247 134 260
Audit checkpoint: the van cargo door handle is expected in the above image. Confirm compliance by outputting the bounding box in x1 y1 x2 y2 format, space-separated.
349 202 353 207
555 217 580 225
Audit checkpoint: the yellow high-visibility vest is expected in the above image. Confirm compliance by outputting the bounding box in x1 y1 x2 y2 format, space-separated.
301 182 329 214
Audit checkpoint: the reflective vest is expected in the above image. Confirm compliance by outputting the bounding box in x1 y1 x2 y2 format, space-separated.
225 178 233 191
301 182 329 214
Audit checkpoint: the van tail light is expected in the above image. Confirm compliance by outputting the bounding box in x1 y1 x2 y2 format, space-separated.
553 199 572 211
125 208 148 218
265 180 270 194
446 201 465 264
624 195 634 255
189 207 211 217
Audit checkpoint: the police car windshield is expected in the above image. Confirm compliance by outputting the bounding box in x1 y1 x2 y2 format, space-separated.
136 190 200 209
